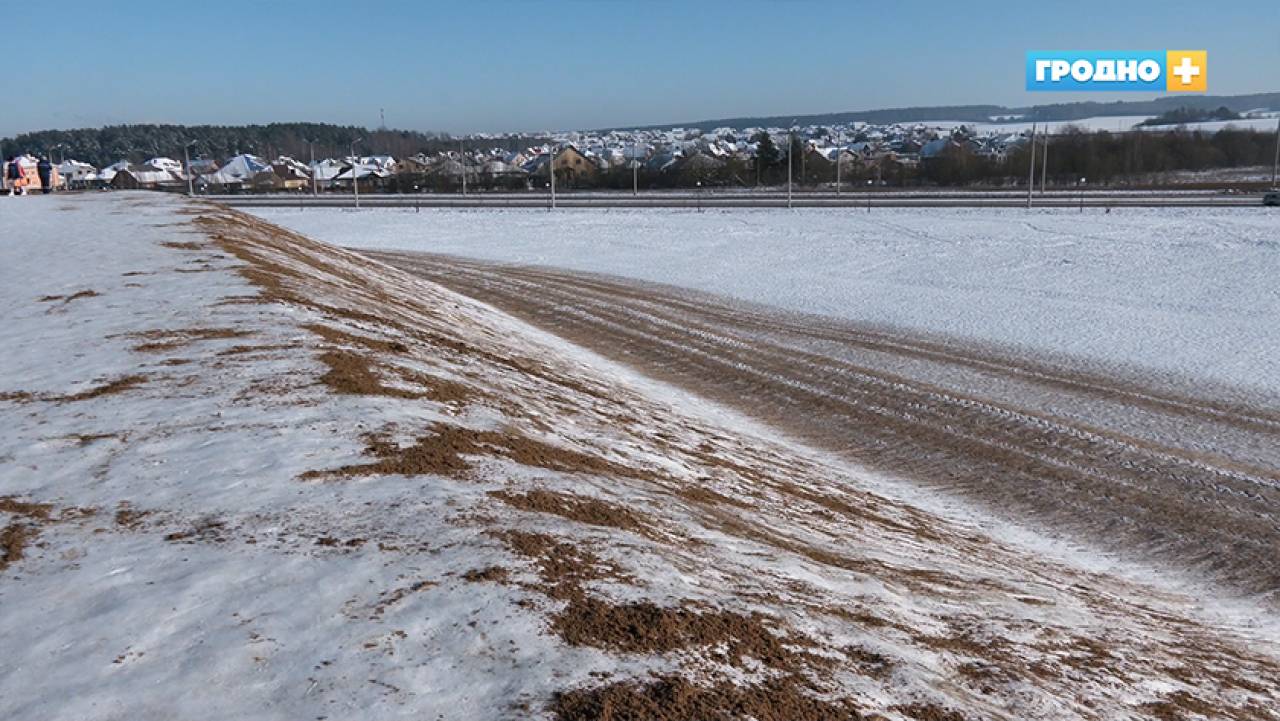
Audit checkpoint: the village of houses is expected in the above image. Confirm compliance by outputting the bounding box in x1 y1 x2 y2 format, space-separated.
22 121 1026 194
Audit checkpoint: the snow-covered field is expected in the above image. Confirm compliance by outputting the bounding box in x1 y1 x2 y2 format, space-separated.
5 193 1280 720
925 115 1279 134
926 115 1154 134
254 207 1280 402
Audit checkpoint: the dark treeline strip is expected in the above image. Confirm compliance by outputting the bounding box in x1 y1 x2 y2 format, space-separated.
0 123 547 168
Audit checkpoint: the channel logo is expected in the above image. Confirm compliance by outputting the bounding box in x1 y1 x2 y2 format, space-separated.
1026 51 1206 92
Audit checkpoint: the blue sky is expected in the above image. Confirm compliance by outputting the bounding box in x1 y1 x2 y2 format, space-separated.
5 0 1276 135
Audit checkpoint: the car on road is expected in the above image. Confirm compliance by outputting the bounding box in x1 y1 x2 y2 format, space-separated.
1265 191 1280 207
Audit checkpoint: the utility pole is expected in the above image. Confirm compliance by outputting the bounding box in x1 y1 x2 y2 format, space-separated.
351 137 362 209
183 140 196 197
787 129 794 209
307 139 317 196
460 139 467 196
549 144 556 211
632 139 638 196
835 128 841 196
1026 123 1037 209
1040 132 1048 195
1272 116 1279 188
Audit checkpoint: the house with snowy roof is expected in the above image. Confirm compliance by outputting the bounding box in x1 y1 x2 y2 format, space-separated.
197 154 279 192
110 165 185 191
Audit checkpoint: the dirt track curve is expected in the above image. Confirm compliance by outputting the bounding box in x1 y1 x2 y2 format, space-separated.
367 250 1280 598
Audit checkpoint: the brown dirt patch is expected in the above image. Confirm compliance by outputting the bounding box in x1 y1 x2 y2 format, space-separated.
490 490 648 534
0 391 35 403
0 524 35 572
38 289 99 304
891 703 967 721
161 241 205 251
314 350 470 403
303 323 410 355
462 565 510 583
114 504 151 530
163 516 229 544
126 328 251 353
672 484 749 509
0 498 54 520
549 675 861 721
1 497 59 572
304 424 640 481
372 579 437 618
493 530 624 599
50 375 147 402
843 645 896 678
553 595 801 669
216 343 298 357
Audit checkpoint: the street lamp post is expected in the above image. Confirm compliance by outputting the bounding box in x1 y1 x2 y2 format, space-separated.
835 128 841 196
460 139 467 197
183 140 197 196
1272 116 1279 188
1041 132 1049 195
1026 123 1037 209
549 144 557 211
306 139 317 196
787 128 794 209
350 137 363 209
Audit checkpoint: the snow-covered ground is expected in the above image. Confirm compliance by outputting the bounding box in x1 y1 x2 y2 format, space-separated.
6 193 1280 720
253 206 1280 402
924 115 1279 134
926 115 1155 134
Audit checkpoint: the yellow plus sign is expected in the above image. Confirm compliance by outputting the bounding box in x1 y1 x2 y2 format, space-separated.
1166 50 1207 92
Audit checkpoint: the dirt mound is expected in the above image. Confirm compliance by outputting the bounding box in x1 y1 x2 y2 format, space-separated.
550 675 861 721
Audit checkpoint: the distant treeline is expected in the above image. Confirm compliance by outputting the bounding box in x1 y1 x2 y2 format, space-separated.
922 128 1276 187
1139 106 1239 127
621 91 1280 133
0 123 547 167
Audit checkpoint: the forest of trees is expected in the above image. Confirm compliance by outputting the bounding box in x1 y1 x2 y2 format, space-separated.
923 127 1276 188
0 123 547 168
1139 106 1239 127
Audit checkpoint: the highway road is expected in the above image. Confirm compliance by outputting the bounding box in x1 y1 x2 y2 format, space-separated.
212 189 1271 209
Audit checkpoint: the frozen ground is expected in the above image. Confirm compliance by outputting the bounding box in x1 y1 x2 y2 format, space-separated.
5 193 1280 719
253 206 1280 402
